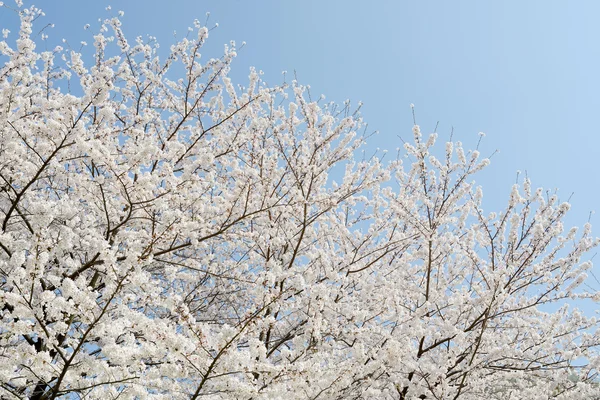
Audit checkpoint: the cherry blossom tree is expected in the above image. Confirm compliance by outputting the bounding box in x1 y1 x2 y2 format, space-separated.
1 3 599 399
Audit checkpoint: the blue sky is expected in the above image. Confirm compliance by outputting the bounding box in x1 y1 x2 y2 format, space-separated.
2 1 599 275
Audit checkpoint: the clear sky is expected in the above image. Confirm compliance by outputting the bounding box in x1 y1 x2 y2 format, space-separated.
2 1 599 280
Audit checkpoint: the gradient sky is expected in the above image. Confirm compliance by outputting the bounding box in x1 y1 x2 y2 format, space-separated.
2 1 599 288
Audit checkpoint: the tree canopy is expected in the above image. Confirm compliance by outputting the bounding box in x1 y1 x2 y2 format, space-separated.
0 4 599 399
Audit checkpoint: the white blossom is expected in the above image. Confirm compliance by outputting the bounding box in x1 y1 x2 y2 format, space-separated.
0 6 598 400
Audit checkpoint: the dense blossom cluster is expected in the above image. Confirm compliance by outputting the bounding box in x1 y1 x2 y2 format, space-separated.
0 4 599 399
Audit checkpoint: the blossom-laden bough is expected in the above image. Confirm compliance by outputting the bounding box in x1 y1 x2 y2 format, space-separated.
0 3 599 399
